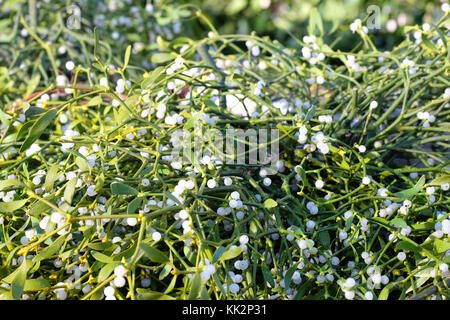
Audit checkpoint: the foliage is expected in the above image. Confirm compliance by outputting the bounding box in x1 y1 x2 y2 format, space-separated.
0 0 449 301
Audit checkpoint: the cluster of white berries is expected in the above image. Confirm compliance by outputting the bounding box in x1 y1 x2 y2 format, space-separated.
318 115 333 125
444 88 450 99
226 94 258 117
301 35 326 65
54 284 68 300
253 80 265 97
306 201 319 215
400 57 417 74
228 191 244 211
115 78 130 94
60 128 80 152
245 40 261 57
341 277 357 300
346 55 365 72
113 265 127 288
174 209 192 234
272 99 292 115
36 93 50 108
311 132 330 154
416 111 436 127
366 266 390 289
434 214 450 238
171 179 195 204
0 189 16 203
166 57 184 75
379 201 400 218
350 19 368 34
305 220 316 232
200 258 217 283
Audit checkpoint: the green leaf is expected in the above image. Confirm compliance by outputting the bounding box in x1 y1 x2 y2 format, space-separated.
318 230 330 247
406 276 430 293
390 218 408 229
140 243 169 263
0 199 28 213
249 220 258 236
151 52 176 64
261 264 275 288
23 278 50 291
345 215 354 230
431 24 447 49
184 111 203 130
141 66 165 89
413 267 434 278
212 246 226 263
164 192 182 206
25 74 41 98
127 197 143 214
225 0 247 15
293 279 312 300
218 246 242 262
294 166 309 186
444 256 450 264
137 291 176 300
163 274 177 294
98 262 121 283
63 178 77 205
159 264 172 280
2 259 33 284
200 285 210 300
422 37 438 51
394 175 425 200
434 238 450 253
284 266 296 289
33 235 66 262
183 246 196 265
304 106 316 122
75 156 90 173
91 251 114 263
188 272 202 299
123 45 132 70
93 27 99 57
85 96 103 107
263 198 278 209
0 179 23 191
428 175 450 186
213 273 226 297
0 109 12 125
308 8 324 36
28 196 53 217
111 182 139 196
378 286 389 300
396 240 421 253
338 160 350 170
87 241 113 251
115 102 132 123
44 164 59 193
17 121 36 141
20 108 58 153
11 260 27 300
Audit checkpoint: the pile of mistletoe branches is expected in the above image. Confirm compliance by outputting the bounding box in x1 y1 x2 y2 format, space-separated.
0 1 449 300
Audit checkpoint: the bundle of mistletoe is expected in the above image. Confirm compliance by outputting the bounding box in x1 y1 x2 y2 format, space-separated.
0 6 449 300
